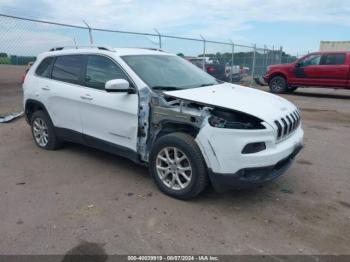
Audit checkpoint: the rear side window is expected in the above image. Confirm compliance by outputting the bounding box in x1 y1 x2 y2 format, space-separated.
36 57 54 78
320 54 346 65
85 55 128 90
52 55 84 84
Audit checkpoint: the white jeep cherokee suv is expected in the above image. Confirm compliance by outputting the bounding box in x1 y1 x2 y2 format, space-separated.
23 46 304 199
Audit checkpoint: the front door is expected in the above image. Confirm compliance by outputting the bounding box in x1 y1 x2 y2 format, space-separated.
80 55 139 152
291 54 322 86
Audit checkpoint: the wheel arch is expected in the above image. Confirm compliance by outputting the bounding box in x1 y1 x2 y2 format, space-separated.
24 99 50 124
269 72 288 84
147 121 201 162
156 121 200 140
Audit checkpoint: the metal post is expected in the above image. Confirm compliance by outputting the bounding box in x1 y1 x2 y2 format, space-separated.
279 46 283 64
154 28 162 49
200 35 206 71
229 40 234 83
83 20 93 45
250 44 256 87
265 45 269 66
73 38 77 49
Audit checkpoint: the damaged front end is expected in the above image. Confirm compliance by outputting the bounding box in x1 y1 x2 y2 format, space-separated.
137 88 266 163
141 93 212 162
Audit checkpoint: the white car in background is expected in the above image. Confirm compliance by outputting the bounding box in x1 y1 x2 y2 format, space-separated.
23 46 303 199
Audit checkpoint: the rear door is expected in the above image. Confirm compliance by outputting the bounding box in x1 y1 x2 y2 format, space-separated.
317 53 348 87
79 54 139 152
48 55 85 135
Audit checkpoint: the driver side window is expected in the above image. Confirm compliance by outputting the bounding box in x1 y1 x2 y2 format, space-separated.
299 55 321 67
85 55 129 90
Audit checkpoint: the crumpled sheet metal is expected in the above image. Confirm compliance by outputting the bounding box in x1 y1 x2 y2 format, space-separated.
0 111 24 123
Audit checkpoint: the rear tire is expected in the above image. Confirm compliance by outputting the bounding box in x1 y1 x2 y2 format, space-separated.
149 133 208 200
269 75 287 94
31 110 61 150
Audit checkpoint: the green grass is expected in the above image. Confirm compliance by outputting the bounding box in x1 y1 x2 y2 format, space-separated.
0 57 11 64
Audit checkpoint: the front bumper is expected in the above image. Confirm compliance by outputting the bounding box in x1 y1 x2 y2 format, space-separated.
263 74 270 83
208 144 303 192
195 121 304 191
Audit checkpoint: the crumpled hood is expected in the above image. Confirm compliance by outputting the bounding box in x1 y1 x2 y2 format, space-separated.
164 83 298 126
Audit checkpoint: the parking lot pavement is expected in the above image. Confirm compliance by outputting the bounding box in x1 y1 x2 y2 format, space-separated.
0 84 350 255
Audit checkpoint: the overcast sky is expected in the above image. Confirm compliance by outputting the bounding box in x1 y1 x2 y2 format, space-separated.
1 0 350 55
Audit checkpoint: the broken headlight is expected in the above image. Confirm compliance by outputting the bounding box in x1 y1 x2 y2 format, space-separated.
208 108 265 129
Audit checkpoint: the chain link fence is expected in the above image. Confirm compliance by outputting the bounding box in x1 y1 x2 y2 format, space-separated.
0 13 301 82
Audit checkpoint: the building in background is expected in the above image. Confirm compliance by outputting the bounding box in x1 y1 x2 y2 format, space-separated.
320 41 350 51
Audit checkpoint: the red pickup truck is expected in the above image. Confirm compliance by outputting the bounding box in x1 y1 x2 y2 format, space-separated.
263 51 350 93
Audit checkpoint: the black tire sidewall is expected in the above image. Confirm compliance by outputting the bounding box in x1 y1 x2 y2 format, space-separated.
269 76 287 93
149 133 207 199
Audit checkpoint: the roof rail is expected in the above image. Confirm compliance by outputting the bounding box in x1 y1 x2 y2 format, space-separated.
49 46 115 52
138 47 165 52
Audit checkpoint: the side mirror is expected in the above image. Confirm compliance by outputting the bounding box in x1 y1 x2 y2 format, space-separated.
295 62 302 67
105 79 135 93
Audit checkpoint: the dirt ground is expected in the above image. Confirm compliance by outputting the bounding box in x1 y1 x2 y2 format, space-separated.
0 64 350 255
0 64 25 115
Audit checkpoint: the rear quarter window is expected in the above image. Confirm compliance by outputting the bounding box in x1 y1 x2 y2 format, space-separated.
35 57 54 78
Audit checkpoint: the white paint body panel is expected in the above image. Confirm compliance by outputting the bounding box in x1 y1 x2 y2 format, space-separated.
196 122 304 174
43 79 84 133
165 83 297 126
80 88 138 150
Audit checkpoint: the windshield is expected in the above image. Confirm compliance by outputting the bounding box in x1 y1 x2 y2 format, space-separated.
122 55 219 90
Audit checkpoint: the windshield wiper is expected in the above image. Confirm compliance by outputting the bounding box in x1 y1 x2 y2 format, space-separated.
152 86 180 91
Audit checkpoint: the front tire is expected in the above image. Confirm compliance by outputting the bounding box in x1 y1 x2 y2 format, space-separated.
31 110 61 150
269 75 287 94
149 133 208 199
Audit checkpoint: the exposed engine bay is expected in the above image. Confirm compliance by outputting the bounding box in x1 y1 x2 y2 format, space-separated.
137 88 265 162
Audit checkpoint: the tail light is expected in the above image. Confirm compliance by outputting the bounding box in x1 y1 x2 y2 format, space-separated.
207 66 216 73
21 69 29 85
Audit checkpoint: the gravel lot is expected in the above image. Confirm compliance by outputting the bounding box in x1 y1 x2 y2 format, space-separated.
0 65 24 115
0 64 350 255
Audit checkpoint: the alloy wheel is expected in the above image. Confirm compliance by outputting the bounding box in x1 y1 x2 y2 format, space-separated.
156 147 192 190
32 118 49 147
271 78 284 92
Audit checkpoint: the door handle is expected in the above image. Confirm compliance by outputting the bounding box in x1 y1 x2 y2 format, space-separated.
41 86 50 91
80 94 93 101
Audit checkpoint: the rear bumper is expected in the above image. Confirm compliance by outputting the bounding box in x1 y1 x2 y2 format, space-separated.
208 144 303 192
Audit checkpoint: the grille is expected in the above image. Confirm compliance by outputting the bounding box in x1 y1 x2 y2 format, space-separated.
274 110 301 141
